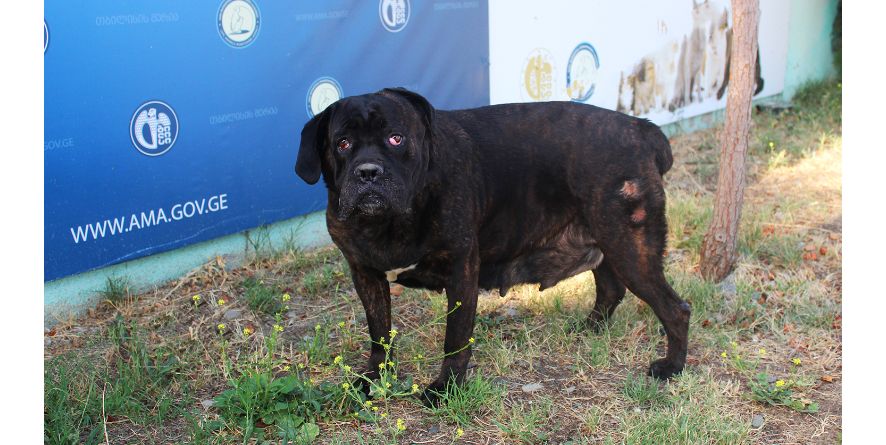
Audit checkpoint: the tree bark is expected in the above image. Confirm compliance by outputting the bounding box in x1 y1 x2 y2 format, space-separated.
699 0 760 282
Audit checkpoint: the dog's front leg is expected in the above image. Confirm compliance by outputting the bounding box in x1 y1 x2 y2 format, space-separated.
349 263 391 393
422 244 480 406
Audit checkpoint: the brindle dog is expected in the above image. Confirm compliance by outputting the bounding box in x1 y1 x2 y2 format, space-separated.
295 88 690 406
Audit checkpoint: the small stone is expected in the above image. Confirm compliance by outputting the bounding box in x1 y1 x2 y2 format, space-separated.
751 414 764 428
428 425 439 434
564 386 577 394
223 309 242 320
718 273 737 297
504 307 519 318
201 400 216 410
521 382 544 393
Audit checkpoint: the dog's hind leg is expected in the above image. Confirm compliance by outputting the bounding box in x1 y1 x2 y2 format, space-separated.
586 259 627 331
587 180 690 379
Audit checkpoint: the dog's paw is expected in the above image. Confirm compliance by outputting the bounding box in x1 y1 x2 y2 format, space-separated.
647 358 684 380
418 381 448 408
352 371 380 398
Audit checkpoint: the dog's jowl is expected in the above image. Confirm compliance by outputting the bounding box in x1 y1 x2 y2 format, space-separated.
295 88 691 405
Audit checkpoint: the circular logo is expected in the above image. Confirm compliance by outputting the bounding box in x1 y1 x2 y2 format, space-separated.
306 77 343 118
522 48 557 102
44 20 49 53
130 101 179 156
218 0 261 48
379 0 410 33
566 43 600 102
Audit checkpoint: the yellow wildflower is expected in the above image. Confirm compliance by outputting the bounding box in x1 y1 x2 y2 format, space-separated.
455 301 462 307
721 351 727 358
243 327 252 336
379 362 386 369
315 324 321 331
372 406 378 412
364 400 373 408
283 365 291 372
218 299 225 306
396 418 406 431
334 355 343 365
273 324 284 333
298 363 305 369
411 383 419 393
386 382 392 388
343 365 351 372
342 382 350 390
468 337 475 344
389 328 398 338
775 380 785 387
758 348 766 356
456 428 464 438
381 412 388 418
792 358 802 366
217 323 226 331
282 293 291 302
338 321 346 328
192 295 201 302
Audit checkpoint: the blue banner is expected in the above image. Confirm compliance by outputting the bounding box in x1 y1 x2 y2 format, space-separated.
44 1 490 281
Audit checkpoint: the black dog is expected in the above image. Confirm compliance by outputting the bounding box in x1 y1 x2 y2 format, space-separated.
295 88 690 405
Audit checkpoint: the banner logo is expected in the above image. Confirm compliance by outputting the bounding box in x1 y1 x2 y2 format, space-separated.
218 0 260 48
379 0 410 33
566 43 600 102
130 101 179 156
522 48 556 102
306 77 343 118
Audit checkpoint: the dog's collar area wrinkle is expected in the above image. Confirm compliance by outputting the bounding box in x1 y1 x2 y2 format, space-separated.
385 263 418 282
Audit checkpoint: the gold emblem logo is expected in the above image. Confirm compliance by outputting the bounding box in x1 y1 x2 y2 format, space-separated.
522 48 556 101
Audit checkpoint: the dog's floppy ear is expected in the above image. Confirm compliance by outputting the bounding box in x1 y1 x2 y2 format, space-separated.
295 105 335 185
381 87 435 130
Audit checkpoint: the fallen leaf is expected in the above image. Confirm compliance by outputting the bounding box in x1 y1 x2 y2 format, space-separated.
820 375 834 383
832 314 842 329
802 252 818 261
819 246 828 256
783 323 795 334
390 284 404 297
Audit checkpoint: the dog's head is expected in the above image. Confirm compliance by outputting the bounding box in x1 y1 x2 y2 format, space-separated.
296 88 435 221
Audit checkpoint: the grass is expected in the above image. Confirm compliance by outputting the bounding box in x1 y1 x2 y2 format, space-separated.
44 79 842 444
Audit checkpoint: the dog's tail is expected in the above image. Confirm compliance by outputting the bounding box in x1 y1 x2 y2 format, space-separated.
639 119 674 175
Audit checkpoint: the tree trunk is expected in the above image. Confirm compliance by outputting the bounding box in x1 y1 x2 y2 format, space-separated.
699 0 760 282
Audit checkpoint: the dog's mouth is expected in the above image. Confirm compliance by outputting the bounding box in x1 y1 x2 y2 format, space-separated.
337 184 395 221
356 193 387 216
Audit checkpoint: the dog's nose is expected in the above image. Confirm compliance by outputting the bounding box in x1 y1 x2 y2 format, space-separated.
355 163 384 183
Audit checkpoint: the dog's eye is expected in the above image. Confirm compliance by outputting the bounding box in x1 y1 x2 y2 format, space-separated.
336 137 351 151
388 134 403 146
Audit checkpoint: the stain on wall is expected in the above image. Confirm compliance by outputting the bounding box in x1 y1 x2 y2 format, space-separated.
617 0 763 116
